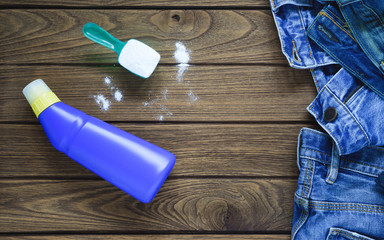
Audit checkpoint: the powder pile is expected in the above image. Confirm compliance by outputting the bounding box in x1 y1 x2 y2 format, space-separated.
174 41 191 82
114 89 123 102
93 94 111 112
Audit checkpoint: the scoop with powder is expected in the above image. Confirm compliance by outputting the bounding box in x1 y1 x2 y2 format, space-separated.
83 23 160 78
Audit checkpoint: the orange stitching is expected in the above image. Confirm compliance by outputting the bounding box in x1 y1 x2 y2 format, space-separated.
319 12 357 43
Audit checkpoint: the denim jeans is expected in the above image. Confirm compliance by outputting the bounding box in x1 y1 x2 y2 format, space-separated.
307 3 384 98
293 128 384 239
270 0 384 155
335 0 384 76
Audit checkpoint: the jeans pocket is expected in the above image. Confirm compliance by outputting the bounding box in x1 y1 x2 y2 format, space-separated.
326 227 376 240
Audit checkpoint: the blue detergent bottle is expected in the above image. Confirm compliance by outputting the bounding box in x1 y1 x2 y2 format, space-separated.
23 79 176 203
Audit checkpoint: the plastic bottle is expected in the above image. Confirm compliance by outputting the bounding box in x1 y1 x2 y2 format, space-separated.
23 79 176 203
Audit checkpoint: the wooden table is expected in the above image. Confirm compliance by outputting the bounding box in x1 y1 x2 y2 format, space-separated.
0 1 318 239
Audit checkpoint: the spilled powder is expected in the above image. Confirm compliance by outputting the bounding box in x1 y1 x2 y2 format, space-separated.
114 89 123 102
93 94 111 112
142 89 173 121
92 76 124 111
174 41 191 82
104 76 112 85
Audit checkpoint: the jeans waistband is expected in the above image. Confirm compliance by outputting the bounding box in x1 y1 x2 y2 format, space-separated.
298 128 384 178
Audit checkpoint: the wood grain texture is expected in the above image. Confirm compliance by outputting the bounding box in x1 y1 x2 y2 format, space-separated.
0 179 296 232
0 65 315 122
0 123 319 178
0 10 285 64
2 235 290 240
0 0 270 7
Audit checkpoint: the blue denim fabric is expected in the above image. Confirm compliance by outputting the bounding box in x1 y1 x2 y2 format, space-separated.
336 0 384 75
270 0 337 68
293 128 384 239
308 64 384 156
307 4 384 98
269 0 384 154
310 65 341 92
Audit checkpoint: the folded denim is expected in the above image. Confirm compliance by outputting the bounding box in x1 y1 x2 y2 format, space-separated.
336 0 384 76
270 0 337 68
269 0 384 154
307 4 384 98
292 128 384 239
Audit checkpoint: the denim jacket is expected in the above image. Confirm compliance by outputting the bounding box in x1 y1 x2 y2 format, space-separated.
270 0 384 155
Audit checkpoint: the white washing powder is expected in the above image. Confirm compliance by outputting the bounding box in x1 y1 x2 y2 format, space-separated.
114 89 123 102
92 76 125 111
118 39 161 78
174 41 191 82
93 94 111 112
104 76 112 85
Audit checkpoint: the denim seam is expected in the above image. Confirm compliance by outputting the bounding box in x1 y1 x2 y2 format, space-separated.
304 160 315 199
273 0 313 7
270 1 294 66
322 41 382 96
324 87 370 146
309 201 384 210
301 158 310 199
301 128 331 138
308 205 384 213
360 1 384 32
339 165 379 178
368 145 384 151
337 1 381 70
299 155 381 177
309 203 384 211
325 8 346 25
319 11 356 42
342 158 384 170
331 230 368 240
297 7 314 60
310 69 320 92
344 85 366 105
292 195 310 239
309 22 384 97
301 147 331 156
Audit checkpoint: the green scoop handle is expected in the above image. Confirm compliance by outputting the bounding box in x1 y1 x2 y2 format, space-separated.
83 22 125 55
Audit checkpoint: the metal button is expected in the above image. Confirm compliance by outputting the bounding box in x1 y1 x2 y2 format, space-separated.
324 107 337 122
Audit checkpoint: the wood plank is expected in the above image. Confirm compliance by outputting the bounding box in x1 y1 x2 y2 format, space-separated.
0 10 285 64
0 179 295 232
0 0 270 7
0 123 317 177
0 65 315 122
2 235 290 240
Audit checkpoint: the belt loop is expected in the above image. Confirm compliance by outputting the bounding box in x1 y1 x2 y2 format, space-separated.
297 129 303 171
326 142 340 184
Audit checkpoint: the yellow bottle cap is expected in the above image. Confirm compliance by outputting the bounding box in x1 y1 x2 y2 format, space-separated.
22 79 61 118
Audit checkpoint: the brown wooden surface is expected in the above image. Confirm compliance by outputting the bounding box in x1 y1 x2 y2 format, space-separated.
2 235 290 240
0 10 285 64
0 179 295 232
0 0 318 238
0 65 315 122
0 123 319 177
0 0 270 8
